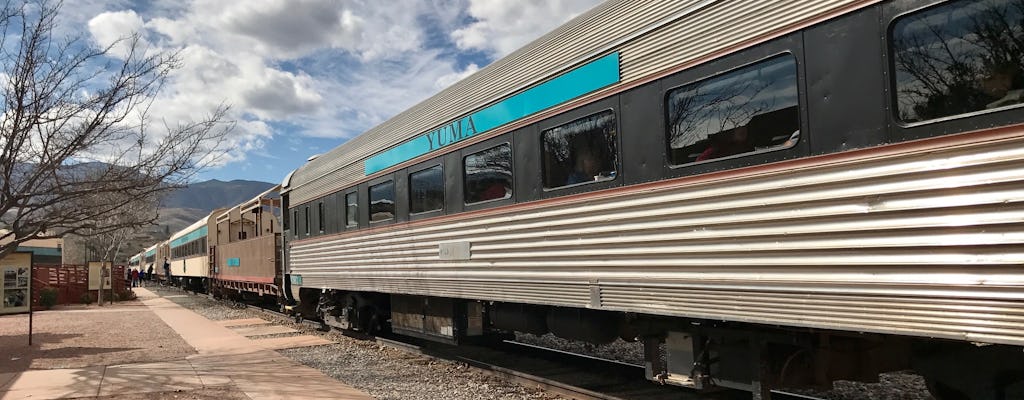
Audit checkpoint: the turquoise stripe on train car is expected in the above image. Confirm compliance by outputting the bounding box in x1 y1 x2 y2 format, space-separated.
170 226 208 248
144 248 156 257
364 52 621 175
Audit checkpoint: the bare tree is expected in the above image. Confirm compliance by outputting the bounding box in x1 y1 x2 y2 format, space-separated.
0 1 232 259
82 190 158 266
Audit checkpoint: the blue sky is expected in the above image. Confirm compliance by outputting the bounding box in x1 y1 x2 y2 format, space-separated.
68 0 604 184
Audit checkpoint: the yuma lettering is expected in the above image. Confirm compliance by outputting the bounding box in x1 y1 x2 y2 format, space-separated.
425 116 477 151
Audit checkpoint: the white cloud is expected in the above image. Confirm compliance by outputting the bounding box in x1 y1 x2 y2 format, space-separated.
434 63 480 91
88 10 146 58
452 0 602 57
76 0 600 174
216 0 363 59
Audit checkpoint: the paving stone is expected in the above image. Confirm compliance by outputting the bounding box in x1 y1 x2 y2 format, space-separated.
229 325 297 337
216 318 271 327
250 335 335 350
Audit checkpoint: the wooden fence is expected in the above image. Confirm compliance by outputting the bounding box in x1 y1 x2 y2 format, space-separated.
31 264 128 310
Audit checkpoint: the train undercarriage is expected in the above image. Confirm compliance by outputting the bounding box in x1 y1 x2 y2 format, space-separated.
209 279 283 310
296 287 1024 400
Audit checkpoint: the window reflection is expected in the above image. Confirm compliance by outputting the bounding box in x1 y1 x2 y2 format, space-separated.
893 0 1024 122
369 181 394 222
464 144 512 204
410 165 444 214
345 192 358 227
665 55 799 165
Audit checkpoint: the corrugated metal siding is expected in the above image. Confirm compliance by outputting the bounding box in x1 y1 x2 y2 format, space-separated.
289 130 1024 345
215 235 277 284
287 0 871 205
171 255 208 279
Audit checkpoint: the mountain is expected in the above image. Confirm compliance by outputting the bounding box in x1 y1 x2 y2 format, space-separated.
161 179 276 211
157 179 276 234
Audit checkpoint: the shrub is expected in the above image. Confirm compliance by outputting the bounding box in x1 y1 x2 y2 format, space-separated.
39 287 59 309
79 292 94 304
117 289 137 301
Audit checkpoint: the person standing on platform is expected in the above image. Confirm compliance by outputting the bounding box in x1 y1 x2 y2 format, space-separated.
163 258 171 285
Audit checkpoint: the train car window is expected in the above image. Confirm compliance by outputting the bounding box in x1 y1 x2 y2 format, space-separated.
409 165 444 214
292 209 299 237
369 181 395 222
345 192 358 228
541 110 617 189
665 54 799 166
892 0 1024 123
317 201 324 233
464 144 513 204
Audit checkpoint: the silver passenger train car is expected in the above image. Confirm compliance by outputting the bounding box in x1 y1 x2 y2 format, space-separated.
281 0 1024 398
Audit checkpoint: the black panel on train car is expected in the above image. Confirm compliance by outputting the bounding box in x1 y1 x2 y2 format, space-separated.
513 126 540 204
620 80 665 185
290 207 299 238
804 4 887 155
357 182 369 228
367 174 396 227
339 191 349 232
322 192 338 234
336 191 347 233
317 195 329 235
394 169 410 223
408 159 445 222
462 134 515 213
300 203 310 237
313 199 323 235
536 96 621 199
882 0 1024 142
660 33 807 180
443 151 465 215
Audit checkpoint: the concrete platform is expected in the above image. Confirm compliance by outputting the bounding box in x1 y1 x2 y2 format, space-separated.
0 288 373 400
230 324 298 337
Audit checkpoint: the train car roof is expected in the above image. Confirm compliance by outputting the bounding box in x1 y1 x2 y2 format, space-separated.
215 184 282 221
169 215 211 242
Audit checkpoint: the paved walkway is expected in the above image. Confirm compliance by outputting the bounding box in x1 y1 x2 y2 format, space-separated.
0 288 374 399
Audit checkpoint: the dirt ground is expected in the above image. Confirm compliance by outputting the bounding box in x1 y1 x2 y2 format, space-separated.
0 300 196 373
67 387 252 400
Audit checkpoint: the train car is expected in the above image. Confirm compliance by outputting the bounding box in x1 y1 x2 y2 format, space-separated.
280 0 1023 398
141 244 158 281
168 210 225 292
127 253 141 274
210 185 283 305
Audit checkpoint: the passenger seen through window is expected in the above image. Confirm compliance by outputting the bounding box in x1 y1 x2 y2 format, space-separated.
541 110 617 189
